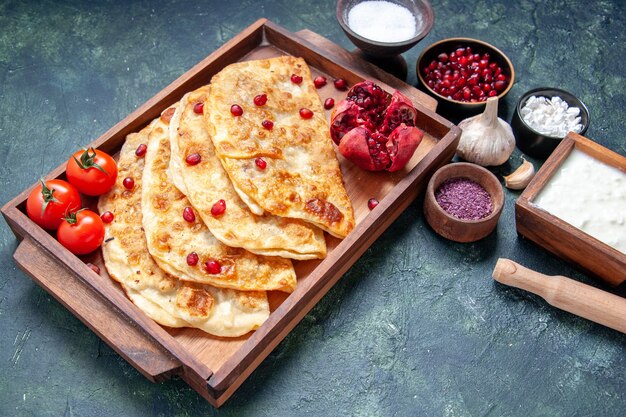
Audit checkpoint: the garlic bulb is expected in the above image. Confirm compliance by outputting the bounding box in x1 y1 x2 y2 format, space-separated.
504 158 535 190
456 97 515 166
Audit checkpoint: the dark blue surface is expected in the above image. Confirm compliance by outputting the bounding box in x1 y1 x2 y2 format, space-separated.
1 1 625 415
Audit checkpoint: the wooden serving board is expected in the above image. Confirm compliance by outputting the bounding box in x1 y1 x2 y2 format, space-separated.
516 132 626 287
2 19 459 407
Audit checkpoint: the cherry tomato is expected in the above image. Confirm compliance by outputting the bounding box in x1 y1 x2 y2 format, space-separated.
57 209 105 255
26 179 81 230
66 148 118 196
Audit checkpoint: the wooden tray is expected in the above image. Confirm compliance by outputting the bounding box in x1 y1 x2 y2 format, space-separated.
516 132 626 287
1 19 459 407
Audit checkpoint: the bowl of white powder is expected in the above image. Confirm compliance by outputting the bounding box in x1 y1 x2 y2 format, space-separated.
336 0 434 57
512 87 590 159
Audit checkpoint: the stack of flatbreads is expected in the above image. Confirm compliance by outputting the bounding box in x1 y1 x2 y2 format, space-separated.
98 56 355 337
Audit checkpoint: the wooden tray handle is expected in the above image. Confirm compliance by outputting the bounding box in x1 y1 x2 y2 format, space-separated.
493 258 626 334
13 237 182 382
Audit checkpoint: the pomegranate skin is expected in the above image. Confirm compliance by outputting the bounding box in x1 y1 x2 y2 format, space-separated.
386 124 424 172
330 81 423 172
338 127 380 171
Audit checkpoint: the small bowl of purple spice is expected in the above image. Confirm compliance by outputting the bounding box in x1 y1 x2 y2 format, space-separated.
424 162 504 242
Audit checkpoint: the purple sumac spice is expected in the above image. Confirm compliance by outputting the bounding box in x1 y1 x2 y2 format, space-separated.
435 177 493 220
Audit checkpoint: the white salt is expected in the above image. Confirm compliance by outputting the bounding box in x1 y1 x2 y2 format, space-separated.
520 95 583 138
347 1 420 43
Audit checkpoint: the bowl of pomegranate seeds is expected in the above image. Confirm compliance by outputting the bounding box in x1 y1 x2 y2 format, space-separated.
417 38 515 111
423 162 504 243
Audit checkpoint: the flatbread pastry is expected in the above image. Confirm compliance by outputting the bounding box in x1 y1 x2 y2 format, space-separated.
204 56 355 238
98 114 269 337
142 107 298 293
170 86 327 260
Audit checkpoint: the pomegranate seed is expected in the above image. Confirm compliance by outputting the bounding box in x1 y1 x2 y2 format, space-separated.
123 177 134 190
496 74 506 81
211 199 226 216
299 108 313 119
135 143 147 157
489 90 498 97
495 80 507 91
186 153 201 165
479 59 489 69
86 263 100 275
205 260 221 274
193 102 204 114
368 198 379 210
255 157 267 170
253 94 267 106
462 88 471 101
183 207 196 223
186 252 199 266
101 211 114 223
458 56 468 66
324 98 335 110
437 52 448 63
428 61 437 71
334 78 347 90
313 76 327 88
261 119 274 130
290 74 303 84
230 104 243 116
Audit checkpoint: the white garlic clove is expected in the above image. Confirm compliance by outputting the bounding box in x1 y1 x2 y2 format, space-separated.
504 158 536 190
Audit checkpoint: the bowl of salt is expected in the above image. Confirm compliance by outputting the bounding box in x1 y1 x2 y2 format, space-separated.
336 0 434 58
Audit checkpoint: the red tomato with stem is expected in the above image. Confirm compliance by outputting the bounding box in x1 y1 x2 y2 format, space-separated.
26 179 81 230
66 148 118 196
57 209 105 255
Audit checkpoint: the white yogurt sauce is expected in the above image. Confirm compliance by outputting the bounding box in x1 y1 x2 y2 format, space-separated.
533 149 626 254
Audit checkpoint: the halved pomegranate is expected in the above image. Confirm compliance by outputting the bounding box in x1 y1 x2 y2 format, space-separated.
330 81 424 172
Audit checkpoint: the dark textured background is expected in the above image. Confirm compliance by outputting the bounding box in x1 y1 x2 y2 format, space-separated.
1 1 625 416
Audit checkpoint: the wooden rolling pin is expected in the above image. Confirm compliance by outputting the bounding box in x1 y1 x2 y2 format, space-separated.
492 258 626 334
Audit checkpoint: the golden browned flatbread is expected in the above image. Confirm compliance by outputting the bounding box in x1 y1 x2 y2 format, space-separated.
142 109 298 293
98 114 269 337
204 56 355 238
169 86 327 259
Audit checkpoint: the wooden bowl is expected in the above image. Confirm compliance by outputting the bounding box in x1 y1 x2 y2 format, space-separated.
424 162 504 242
336 0 434 58
416 37 514 114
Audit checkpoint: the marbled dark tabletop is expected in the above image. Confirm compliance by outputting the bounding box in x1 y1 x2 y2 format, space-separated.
1 1 625 416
